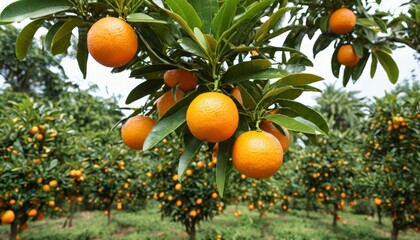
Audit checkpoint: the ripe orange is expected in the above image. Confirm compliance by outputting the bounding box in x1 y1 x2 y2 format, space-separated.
328 8 356 35
175 183 182 191
337 44 360 67
35 134 44 141
260 120 290 152
163 69 198 92
49 180 58 188
185 169 193 177
176 200 182 207
211 192 219 199
29 126 39 135
189 209 197 217
374 198 382 206
121 115 155 150
186 92 239 142
156 89 185 117
42 185 50 192
231 87 243 105
87 17 138 67
195 198 203 205
196 161 205 168
232 131 284 179
1 210 15 224
27 209 37 217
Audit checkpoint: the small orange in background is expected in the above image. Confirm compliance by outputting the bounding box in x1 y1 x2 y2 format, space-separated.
337 44 360 67
27 209 37 217
175 183 182 191
186 92 239 143
164 69 198 92
185 169 193 177
260 120 290 152
232 131 283 179
121 115 155 150
189 209 197 217
374 198 382 206
329 8 356 35
29 126 39 135
87 17 138 67
156 89 185 117
1 210 15 224
211 192 219 199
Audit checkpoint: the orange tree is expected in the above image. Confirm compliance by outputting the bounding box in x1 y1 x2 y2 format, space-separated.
0 0 417 194
144 134 225 240
359 80 420 240
0 93 73 240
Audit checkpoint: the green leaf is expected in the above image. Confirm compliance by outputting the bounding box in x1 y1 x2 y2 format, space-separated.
261 86 294 102
130 64 176 79
51 18 83 55
374 50 399 84
166 0 202 30
275 73 324 86
319 15 329 32
342 66 352 87
77 27 88 79
126 13 167 24
125 80 164 105
178 137 203 179
216 139 234 197
0 0 72 22
313 34 335 57
277 100 329 134
143 105 188 151
48 159 58 170
211 0 238 39
237 83 259 109
351 50 370 82
178 38 208 58
193 27 209 54
44 21 65 51
191 0 218 33
222 59 272 84
254 7 296 43
15 19 44 61
331 46 341 78
266 114 317 134
370 53 378 78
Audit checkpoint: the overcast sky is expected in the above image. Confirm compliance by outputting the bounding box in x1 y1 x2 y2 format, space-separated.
1 1 419 112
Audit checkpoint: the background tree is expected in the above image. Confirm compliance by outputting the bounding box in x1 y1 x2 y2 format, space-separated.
359 80 420 240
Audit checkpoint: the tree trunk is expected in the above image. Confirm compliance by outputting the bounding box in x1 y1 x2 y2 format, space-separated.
185 219 196 240
9 220 18 240
332 204 338 227
391 220 399 240
306 197 310 217
107 207 112 225
376 205 382 225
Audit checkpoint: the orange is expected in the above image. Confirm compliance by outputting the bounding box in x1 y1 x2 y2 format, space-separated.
231 87 243 105
163 69 198 92
27 209 37 217
87 17 138 67
121 115 155 150
232 131 283 179
374 198 382 206
260 120 290 152
211 192 219 199
29 126 39 135
176 200 182 207
195 198 203 205
156 89 185 117
189 209 197 217
42 185 50 192
175 183 182 191
186 92 239 142
337 44 360 67
1 210 15 224
185 169 193 177
196 161 205 168
35 134 44 141
49 180 58 188
328 8 356 35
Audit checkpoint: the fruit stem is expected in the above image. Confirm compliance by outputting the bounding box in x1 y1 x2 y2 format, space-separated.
255 119 262 131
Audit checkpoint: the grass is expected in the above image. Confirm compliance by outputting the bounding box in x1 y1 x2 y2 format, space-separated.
0 204 417 240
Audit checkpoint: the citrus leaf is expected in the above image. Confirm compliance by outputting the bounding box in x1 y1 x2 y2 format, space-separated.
331 45 341 78
222 59 272 84
313 33 335 57
178 37 208 58
191 0 218 33
125 79 164 105
143 105 188 151
44 21 65 51
254 7 296 43
277 100 329 134
15 19 44 61
237 83 258 109
216 139 234 197
166 0 202 30
178 136 203 179
374 50 399 84
0 0 72 22
77 27 88 79
211 0 238 39
261 86 294 102
130 64 176 79
370 53 378 78
266 114 317 134
51 18 83 55
342 66 352 87
126 13 167 24
275 73 323 86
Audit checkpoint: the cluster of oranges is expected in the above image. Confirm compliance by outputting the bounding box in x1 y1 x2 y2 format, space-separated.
120 67 291 179
328 8 360 67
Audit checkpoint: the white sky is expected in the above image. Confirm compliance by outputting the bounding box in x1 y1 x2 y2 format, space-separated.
1 1 419 113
